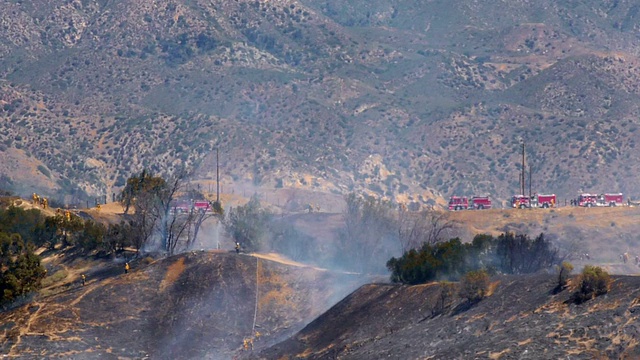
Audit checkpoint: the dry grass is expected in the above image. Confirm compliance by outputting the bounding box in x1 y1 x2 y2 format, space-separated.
159 257 186 292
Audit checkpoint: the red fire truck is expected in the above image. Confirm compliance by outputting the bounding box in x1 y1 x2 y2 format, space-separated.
171 200 191 214
193 200 212 213
511 195 530 209
469 196 492 210
531 194 556 208
578 193 624 207
448 196 468 211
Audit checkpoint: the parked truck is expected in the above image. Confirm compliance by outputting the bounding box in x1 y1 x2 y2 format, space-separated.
468 196 492 210
512 194 556 209
578 193 623 207
448 196 468 211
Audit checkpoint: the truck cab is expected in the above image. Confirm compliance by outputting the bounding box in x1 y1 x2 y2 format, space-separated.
448 196 468 211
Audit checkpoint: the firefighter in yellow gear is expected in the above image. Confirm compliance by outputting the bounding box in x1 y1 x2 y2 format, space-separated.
43 198 48 209
243 338 253 350
32 193 38 204
65 210 71 221
125 262 130 274
81 274 86 286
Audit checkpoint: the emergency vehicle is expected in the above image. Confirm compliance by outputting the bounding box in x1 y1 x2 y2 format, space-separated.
469 196 492 210
531 194 556 208
171 200 191 214
448 196 468 211
511 195 530 209
578 193 623 207
193 200 213 213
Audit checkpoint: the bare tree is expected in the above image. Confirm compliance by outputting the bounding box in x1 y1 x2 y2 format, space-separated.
398 206 458 253
339 193 398 273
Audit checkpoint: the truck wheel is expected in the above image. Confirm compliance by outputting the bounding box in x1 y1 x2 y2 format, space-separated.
520 204 526 209
542 203 548 209
610 202 616 207
478 205 484 210
587 203 592 208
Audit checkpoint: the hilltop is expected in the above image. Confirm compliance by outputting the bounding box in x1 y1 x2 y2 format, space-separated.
250 273 640 359
3 1 640 207
0 250 369 359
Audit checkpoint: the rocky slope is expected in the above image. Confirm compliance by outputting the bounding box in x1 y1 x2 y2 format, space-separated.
2 0 640 207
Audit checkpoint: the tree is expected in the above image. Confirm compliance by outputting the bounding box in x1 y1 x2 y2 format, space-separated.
495 233 559 274
0 233 46 305
339 193 398 273
121 169 188 255
223 195 271 252
397 205 458 253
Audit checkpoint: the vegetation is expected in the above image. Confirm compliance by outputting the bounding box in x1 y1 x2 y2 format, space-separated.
337 193 398 273
573 265 611 303
223 195 272 252
557 261 574 290
458 269 490 303
387 233 560 284
0 233 46 306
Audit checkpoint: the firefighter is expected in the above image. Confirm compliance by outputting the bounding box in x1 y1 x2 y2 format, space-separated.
81 274 86 286
65 210 71 221
32 193 38 205
235 242 241 254
125 262 130 274
43 198 48 209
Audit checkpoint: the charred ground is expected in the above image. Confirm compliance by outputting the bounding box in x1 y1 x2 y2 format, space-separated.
250 273 640 359
0 251 368 359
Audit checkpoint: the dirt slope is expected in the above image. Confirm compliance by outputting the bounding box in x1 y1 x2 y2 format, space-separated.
0 251 369 359
250 274 640 359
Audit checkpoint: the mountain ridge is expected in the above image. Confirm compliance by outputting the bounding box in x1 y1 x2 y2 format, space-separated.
2 0 640 207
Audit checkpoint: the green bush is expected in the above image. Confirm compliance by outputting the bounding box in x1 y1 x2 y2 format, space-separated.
557 261 574 289
459 269 490 303
387 233 559 284
574 265 611 303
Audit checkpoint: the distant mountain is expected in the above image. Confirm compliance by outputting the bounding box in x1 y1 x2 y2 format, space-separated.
2 0 640 207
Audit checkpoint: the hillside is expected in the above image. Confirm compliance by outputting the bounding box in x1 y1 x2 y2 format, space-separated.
2 1 640 207
0 251 369 359
250 273 640 359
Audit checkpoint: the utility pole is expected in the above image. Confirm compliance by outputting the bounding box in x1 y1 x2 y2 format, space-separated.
521 142 526 196
529 164 532 203
216 148 220 203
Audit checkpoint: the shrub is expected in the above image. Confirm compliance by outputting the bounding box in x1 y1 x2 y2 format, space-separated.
557 261 573 289
432 281 456 317
574 265 611 303
459 269 490 303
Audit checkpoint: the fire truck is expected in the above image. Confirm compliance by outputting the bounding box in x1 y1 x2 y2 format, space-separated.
468 196 492 210
578 193 624 207
171 200 191 214
448 196 468 211
512 194 556 208
531 194 556 208
511 195 530 209
193 200 213 213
